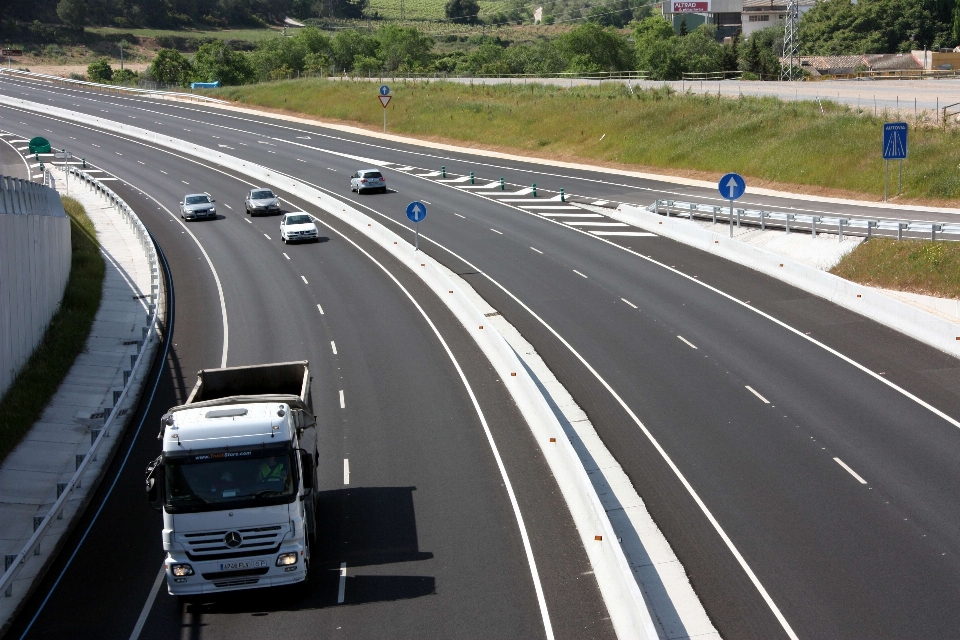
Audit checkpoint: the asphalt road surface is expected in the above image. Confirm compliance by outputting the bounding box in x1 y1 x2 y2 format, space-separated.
4 76 960 639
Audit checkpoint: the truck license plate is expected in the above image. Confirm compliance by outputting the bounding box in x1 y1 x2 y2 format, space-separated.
220 560 266 571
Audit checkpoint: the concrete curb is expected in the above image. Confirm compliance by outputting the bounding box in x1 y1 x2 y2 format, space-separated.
610 203 960 360
0 97 660 640
0 168 166 635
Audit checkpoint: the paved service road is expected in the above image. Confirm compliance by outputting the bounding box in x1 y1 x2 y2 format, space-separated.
0 106 613 640
5 77 960 639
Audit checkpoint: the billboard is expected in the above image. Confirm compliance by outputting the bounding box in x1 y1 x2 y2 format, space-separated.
669 0 710 11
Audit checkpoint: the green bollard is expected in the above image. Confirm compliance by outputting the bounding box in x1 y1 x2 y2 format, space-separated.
82 158 87 168
441 166 446 178
500 177 504 190
470 171 475 184
560 188 565 202
532 183 537 197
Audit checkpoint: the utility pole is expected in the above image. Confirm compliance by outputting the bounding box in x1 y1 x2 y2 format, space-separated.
780 0 799 81
120 42 124 71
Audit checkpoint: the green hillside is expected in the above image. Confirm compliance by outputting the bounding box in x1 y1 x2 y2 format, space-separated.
366 0 512 20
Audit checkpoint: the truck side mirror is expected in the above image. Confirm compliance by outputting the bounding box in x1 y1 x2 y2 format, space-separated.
145 455 163 511
298 450 314 490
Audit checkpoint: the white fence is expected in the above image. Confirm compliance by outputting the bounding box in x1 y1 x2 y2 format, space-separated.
0 167 160 601
0 176 71 397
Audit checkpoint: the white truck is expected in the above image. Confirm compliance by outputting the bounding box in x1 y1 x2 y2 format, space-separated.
146 361 318 598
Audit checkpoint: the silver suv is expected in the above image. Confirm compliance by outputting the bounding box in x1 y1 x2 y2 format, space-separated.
180 193 216 221
350 169 386 194
245 188 281 216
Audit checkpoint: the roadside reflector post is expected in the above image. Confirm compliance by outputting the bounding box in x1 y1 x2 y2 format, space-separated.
500 177 504 190
82 158 86 168
470 171 475 184
532 183 537 197
560 188 565 202
441 166 446 178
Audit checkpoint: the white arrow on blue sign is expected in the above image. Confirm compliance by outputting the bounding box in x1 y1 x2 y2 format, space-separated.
718 172 746 201
379 85 390 96
406 201 427 222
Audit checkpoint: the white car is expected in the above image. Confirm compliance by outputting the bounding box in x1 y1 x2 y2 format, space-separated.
280 212 318 243
350 169 387 194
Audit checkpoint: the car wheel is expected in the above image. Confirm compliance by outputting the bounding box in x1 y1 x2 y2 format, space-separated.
380 187 387 194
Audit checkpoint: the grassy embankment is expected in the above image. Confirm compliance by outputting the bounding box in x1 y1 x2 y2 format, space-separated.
832 239 960 299
0 197 105 464
214 79 960 203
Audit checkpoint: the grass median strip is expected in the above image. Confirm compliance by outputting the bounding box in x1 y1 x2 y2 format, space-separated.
214 79 960 203
831 238 960 300
0 197 105 464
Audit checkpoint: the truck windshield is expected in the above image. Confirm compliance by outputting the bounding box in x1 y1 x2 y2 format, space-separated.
165 448 296 512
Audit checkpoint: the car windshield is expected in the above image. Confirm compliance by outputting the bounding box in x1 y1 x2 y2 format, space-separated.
185 195 210 205
362 172 383 179
252 190 275 199
286 215 311 225
165 448 296 512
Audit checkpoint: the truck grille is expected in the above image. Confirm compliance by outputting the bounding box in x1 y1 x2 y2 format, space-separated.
180 524 287 561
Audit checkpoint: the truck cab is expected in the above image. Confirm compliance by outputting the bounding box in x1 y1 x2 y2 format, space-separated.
146 362 318 597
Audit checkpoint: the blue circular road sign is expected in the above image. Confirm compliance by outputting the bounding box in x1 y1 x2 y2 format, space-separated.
718 172 746 201
406 201 427 223
379 85 390 96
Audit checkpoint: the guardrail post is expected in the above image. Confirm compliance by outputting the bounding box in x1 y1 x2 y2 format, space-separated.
712 206 720 224
736 209 742 228
898 223 906 241
867 220 877 239
838 219 847 242
688 204 695 220
812 217 819 238
932 224 942 241
5 555 15 596
786 214 794 234
760 211 766 230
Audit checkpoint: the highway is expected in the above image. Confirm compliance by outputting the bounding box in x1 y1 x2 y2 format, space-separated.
0 102 613 639
4 75 960 639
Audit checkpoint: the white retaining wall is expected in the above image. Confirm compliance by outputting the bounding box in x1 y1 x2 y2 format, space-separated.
0 178 71 397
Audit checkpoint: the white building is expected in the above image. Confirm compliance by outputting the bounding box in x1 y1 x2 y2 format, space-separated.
740 0 815 38
662 0 815 39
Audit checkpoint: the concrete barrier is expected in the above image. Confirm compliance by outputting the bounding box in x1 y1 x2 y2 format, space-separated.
0 177 71 397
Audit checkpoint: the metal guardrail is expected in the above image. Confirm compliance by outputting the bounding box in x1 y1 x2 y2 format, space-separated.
329 70 652 81
0 174 63 216
0 68 228 104
681 71 744 81
652 198 959 242
0 166 160 600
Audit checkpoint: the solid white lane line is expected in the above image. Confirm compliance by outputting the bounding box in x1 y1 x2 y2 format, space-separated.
621 298 637 309
127 565 165 640
331 341 337 355
301 275 309 284
317 304 324 315
339 390 345 408
283 252 290 260
343 459 349 485
491 228 503 234
337 563 347 603
834 458 868 484
573 270 587 278
746 385 770 404
530 247 543 254
678 336 698 349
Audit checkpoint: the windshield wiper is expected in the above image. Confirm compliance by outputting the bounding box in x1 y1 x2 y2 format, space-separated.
252 489 283 499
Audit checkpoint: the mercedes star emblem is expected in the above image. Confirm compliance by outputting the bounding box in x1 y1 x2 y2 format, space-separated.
224 531 242 548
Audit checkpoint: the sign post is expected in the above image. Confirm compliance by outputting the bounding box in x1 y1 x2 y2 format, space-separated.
406 201 427 251
379 85 391 133
718 172 746 237
882 122 907 201
54 149 72 194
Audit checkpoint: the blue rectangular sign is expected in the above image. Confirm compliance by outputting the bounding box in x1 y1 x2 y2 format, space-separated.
882 122 908 160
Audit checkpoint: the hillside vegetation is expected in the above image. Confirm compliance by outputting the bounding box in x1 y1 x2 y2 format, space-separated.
832 239 960 299
215 78 960 202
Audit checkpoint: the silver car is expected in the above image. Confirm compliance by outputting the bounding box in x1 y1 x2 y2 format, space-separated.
180 193 216 221
245 188 281 216
350 169 386 194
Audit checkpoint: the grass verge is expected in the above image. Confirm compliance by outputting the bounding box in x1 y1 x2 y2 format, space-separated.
0 197 105 464
830 238 960 299
214 79 960 203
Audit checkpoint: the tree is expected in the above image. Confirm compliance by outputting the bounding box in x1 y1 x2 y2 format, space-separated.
953 0 960 44
148 49 194 86
558 22 633 72
587 0 631 28
193 41 254 85
679 25 723 74
377 24 434 71
445 0 481 24
797 0 936 54
56 0 87 27
87 59 113 83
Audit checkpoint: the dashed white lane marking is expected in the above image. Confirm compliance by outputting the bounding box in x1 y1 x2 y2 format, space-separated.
491 228 503 234
264 233 271 240
339 390 345 408
538 213 603 218
137 161 145 165
90 143 100 148
337 563 347 603
301 275 309 284
343 459 350 485
244 219 251 224
283 253 290 260
592 200 610 205
222 203 232 210
159 170 167 174
563 221 629 227
454 213 465 218
573 270 588 278
317 304 325 315
331 341 337 355
834 458 868 484
621 298 637 308
745 385 770 404
181 180 189 185
677 336 698 349
530 247 543 254
297 158 306 162
591 231 658 237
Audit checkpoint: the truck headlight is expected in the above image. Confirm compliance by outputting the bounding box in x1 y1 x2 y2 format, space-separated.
276 552 298 566
171 563 194 576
